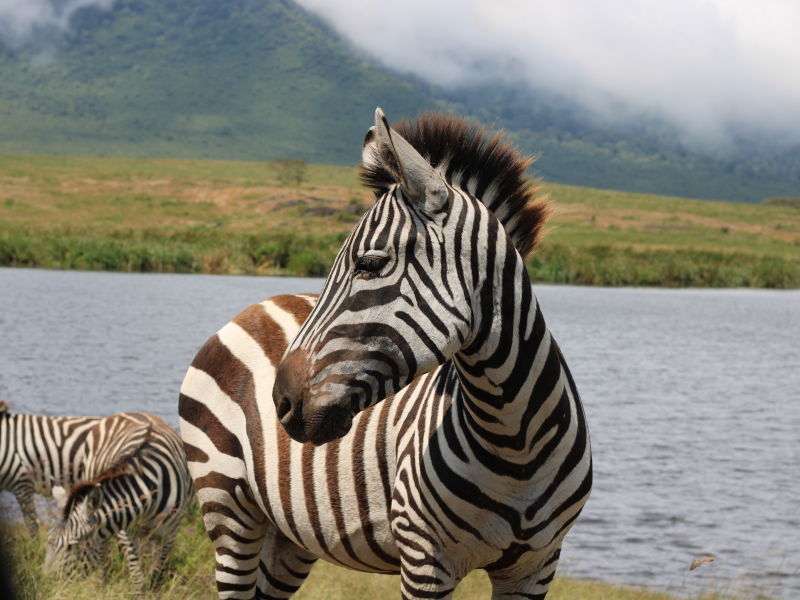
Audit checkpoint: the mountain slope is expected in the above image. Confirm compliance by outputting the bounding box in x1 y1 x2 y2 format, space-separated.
0 0 436 163
0 0 798 202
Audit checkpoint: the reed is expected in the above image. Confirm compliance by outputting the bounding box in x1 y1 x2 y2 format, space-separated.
2 153 798 287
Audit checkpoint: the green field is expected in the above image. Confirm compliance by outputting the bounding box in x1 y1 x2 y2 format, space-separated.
2 504 743 600
1 153 799 287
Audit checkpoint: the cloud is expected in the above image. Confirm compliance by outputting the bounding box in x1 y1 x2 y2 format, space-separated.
297 0 800 143
0 0 113 42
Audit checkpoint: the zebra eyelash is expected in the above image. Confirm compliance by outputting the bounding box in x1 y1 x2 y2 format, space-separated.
354 254 389 279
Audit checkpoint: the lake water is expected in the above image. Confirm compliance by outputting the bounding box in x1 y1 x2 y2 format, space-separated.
1 267 798 598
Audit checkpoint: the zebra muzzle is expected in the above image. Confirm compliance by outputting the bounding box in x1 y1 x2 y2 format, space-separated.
273 349 358 444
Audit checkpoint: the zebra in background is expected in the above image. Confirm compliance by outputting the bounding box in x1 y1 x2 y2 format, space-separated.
180 108 592 600
0 398 99 534
44 412 193 592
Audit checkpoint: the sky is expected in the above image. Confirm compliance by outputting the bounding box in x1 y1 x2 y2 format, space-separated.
1 0 798 144
296 0 800 143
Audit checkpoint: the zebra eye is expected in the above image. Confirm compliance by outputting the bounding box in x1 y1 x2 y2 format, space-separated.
354 254 389 279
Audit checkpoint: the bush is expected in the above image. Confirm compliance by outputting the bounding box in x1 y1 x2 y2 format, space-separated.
762 197 800 209
527 243 800 288
288 248 329 277
274 158 307 187
3 227 797 287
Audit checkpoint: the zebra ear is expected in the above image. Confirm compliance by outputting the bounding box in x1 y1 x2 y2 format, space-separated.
87 485 103 513
361 125 379 168
365 108 447 212
0 399 9 413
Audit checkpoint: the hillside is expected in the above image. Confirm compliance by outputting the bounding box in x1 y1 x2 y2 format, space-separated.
2 154 798 287
0 0 798 202
0 0 435 163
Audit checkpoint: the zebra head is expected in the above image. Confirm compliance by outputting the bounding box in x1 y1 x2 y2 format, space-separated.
44 483 103 576
274 108 543 445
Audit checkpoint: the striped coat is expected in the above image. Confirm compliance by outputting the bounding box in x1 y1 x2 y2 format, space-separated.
180 109 591 600
44 412 193 591
0 399 98 533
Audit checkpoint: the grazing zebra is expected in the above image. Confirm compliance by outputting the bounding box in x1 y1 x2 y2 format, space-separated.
44 412 193 591
179 109 592 600
0 399 99 534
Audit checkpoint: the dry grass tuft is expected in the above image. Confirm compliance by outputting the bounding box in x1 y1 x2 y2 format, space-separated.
690 556 717 571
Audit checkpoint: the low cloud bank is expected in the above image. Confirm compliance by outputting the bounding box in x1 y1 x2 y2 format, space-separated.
298 0 800 144
0 0 113 43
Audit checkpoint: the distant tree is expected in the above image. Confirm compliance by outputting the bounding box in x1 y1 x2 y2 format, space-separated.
275 158 307 187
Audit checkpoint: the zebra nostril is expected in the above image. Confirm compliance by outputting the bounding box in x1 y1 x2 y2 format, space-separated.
276 395 293 422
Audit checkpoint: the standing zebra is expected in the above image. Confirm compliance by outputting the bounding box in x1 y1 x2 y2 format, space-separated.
180 109 591 600
44 412 193 591
0 399 99 534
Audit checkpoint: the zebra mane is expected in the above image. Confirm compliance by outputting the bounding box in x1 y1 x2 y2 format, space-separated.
61 461 134 518
0 399 9 414
360 112 550 258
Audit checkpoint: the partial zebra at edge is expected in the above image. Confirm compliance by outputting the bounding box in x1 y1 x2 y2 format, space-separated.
0 401 100 534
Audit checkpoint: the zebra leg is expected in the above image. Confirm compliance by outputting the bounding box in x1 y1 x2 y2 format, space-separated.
116 529 147 593
148 518 182 589
397 546 459 600
255 525 317 600
196 484 271 599
14 485 39 535
487 547 562 600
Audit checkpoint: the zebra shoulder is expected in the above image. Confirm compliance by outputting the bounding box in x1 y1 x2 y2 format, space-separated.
210 294 318 366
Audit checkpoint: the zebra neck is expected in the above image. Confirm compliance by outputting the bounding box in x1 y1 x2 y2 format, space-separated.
453 283 562 459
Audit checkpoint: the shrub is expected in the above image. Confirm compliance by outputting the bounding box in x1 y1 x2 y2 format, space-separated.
274 158 307 187
762 197 800 209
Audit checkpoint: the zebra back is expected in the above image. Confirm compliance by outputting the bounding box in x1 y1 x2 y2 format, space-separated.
82 413 153 480
0 402 99 498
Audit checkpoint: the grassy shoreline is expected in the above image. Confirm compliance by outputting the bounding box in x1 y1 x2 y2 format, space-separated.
1 511 741 600
1 154 798 287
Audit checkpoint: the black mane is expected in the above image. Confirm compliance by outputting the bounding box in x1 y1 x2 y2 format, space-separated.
360 112 549 257
62 462 132 519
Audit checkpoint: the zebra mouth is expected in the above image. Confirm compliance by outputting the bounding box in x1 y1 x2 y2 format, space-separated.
306 403 354 445
277 387 359 445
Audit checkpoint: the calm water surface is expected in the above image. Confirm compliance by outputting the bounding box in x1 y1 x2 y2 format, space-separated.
1 268 798 598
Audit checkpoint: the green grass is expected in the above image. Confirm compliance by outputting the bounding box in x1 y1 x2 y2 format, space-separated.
528 245 799 288
1 153 799 287
0 228 345 276
1 504 750 600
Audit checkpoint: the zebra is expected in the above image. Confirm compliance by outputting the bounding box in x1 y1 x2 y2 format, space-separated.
44 412 194 591
179 108 592 600
0 398 99 534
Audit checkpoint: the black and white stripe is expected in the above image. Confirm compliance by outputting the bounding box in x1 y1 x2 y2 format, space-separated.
0 399 98 533
180 108 591 600
44 412 193 592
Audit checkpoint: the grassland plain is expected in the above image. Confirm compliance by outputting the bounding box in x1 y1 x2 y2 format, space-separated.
1 154 799 287
1 501 747 600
